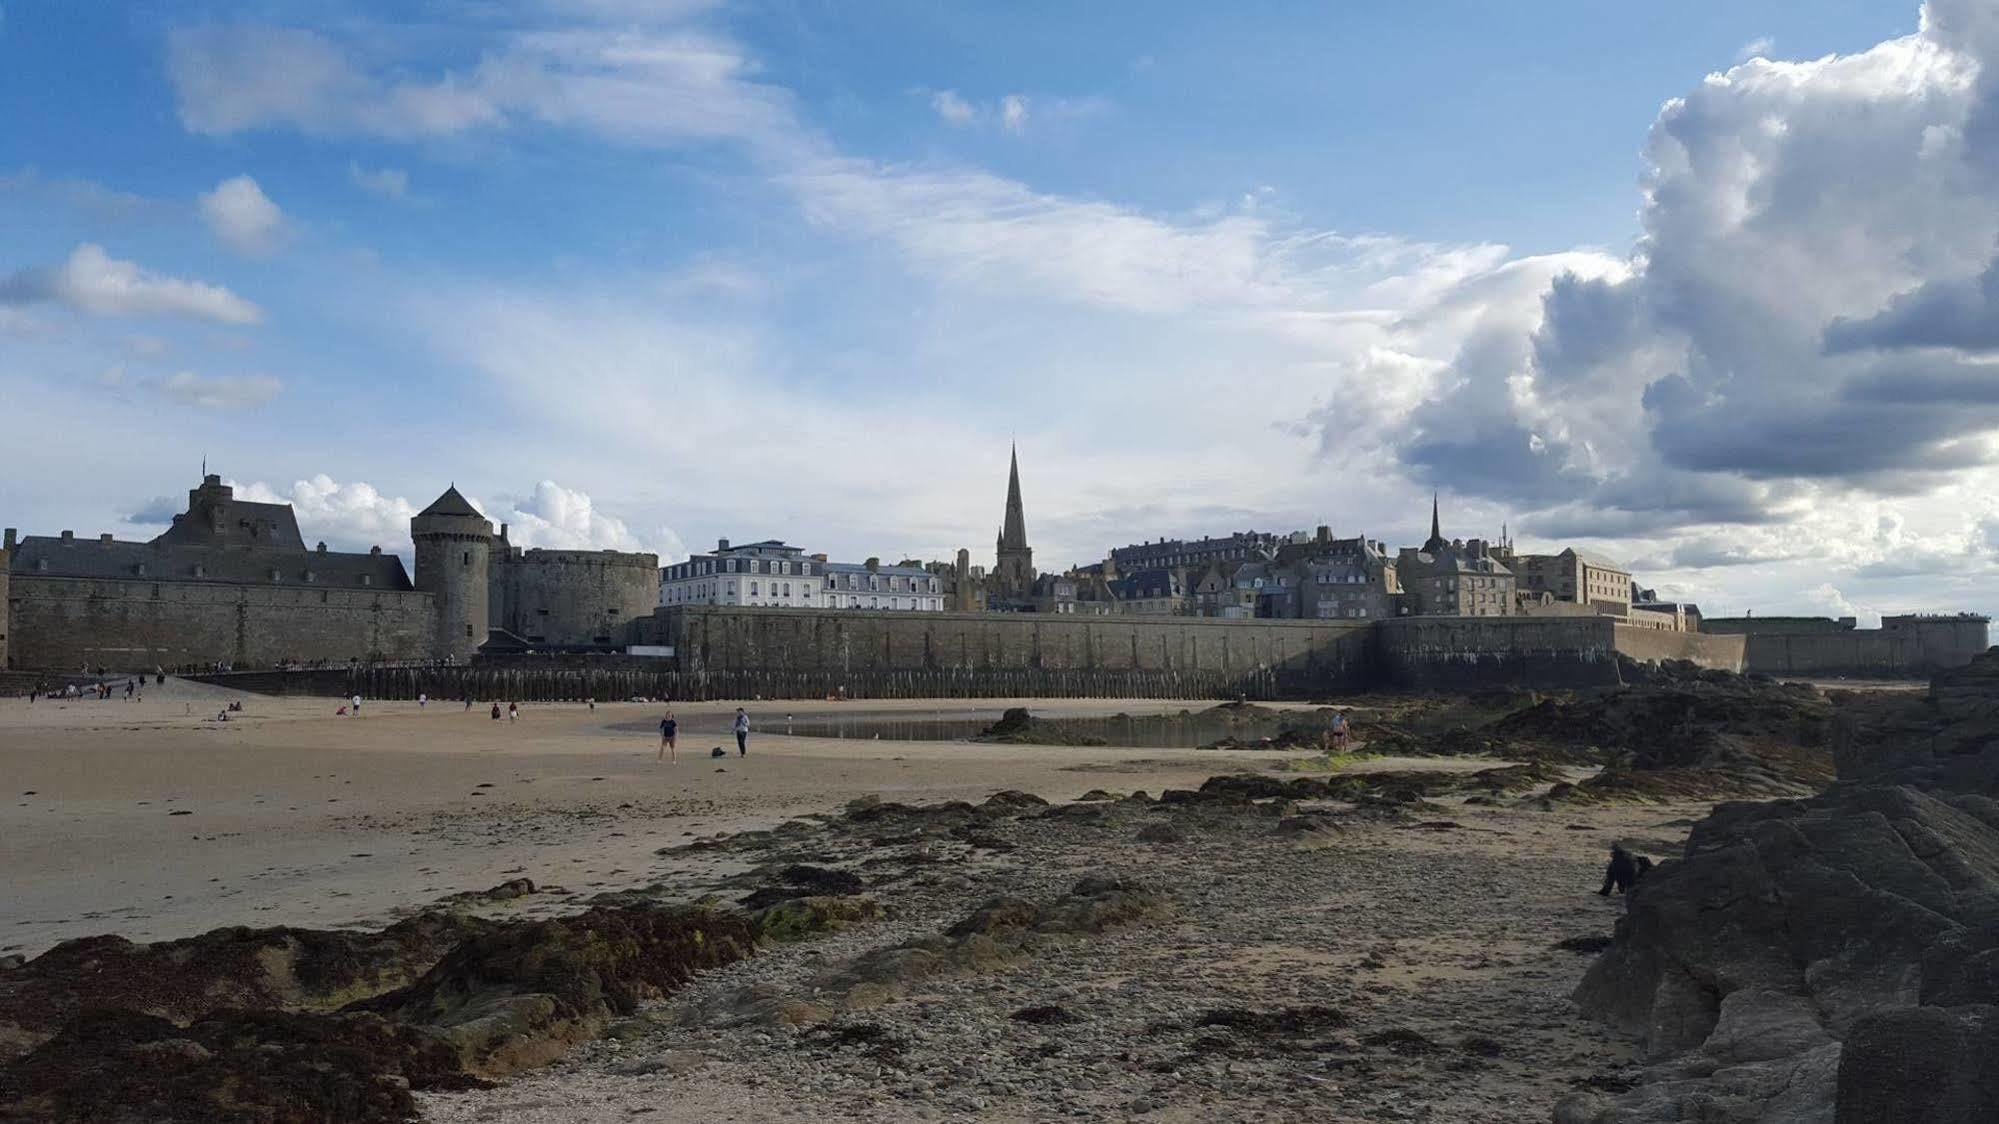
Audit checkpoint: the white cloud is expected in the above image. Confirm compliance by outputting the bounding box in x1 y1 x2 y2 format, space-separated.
166 23 803 154
347 162 409 199
930 89 976 126
500 479 684 558
999 94 1029 133
234 475 418 553
0 244 262 324
154 371 283 409
226 475 683 560
199 175 285 255
1737 36 1776 62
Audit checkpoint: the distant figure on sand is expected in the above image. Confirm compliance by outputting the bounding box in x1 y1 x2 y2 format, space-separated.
350 694 363 718
490 702 502 720
418 692 428 708
733 708 750 756
508 701 519 722
659 711 678 763
1331 711 1351 751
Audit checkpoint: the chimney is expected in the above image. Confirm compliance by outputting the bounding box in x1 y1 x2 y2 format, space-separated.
317 541 328 553
60 530 74 544
717 538 730 552
865 557 880 572
100 533 113 543
811 553 828 562
1316 525 1332 544
3 528 14 551
370 545 382 556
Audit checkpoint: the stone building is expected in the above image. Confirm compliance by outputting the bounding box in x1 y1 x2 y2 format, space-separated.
2 474 658 670
1511 548 1632 613
1109 530 1292 574
1290 533 1401 620
1395 499 1514 617
1110 568 1187 615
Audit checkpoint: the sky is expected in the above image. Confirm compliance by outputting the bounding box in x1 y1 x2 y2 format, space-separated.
2 0 1996 626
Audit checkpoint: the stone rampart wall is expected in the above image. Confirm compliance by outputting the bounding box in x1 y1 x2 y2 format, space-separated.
649 605 1376 695
6 575 433 670
1610 624 1746 672
1741 629 1985 679
1376 616 1624 689
490 552 658 648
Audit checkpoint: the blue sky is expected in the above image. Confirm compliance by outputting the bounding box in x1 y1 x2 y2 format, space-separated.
3 0 1995 625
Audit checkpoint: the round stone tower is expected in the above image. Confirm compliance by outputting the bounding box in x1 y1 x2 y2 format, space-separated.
411 486 493 662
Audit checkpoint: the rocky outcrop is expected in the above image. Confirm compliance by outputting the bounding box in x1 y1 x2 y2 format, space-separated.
0 911 491 1062
0 904 762 1122
1562 648 1999 1123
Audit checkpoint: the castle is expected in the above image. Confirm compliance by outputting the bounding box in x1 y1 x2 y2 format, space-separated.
0 475 657 671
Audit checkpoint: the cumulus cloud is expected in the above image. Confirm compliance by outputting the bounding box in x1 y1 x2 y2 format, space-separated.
198 175 285 254
0 244 262 324
347 162 409 198
1351 0 1999 554
499 479 685 559
223 475 683 560
154 371 283 409
234 476 419 553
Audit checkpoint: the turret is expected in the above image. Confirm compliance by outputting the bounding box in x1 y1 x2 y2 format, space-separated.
410 485 493 661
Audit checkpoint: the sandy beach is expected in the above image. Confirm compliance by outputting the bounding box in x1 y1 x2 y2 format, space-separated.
1 684 1344 959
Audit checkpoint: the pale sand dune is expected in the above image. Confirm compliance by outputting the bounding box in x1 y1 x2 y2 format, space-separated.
0 693 1366 957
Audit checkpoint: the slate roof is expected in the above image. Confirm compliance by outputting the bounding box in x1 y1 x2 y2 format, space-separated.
418 486 485 519
10 535 413 590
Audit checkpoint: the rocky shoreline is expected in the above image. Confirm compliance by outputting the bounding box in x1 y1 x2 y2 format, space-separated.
5 663 1970 1122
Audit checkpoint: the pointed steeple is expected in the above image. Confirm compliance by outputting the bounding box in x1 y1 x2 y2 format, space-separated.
1422 492 1448 554
999 443 1028 551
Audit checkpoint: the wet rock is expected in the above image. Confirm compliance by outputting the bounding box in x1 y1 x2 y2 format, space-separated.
355 906 758 1079
1136 823 1183 843
0 1007 477 1124
1836 1004 1999 1123
0 912 492 1060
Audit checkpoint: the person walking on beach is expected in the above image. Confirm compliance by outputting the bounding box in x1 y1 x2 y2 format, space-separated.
658 711 678 763
418 692 428 709
350 693 363 718
1331 710 1352 752
733 707 750 757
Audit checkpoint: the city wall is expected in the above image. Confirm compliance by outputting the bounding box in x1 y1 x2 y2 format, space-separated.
6 575 433 670
490 550 659 648
189 606 1747 701
1735 631 1983 679
1375 616 1745 689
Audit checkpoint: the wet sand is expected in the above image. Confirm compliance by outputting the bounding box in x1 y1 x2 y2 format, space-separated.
1 687 1342 958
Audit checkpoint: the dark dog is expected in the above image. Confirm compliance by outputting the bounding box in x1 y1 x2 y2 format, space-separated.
1597 845 1653 896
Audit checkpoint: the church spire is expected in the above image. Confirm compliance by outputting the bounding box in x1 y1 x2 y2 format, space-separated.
999 443 1028 551
1422 491 1448 554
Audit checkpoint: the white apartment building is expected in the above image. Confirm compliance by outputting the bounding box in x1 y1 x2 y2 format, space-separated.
659 539 824 609
659 538 944 612
821 561 945 612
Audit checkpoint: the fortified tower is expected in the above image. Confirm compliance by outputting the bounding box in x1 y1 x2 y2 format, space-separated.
992 444 1036 597
411 486 493 661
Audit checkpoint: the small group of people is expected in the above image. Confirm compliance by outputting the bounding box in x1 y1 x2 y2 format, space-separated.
489 701 520 721
656 707 750 763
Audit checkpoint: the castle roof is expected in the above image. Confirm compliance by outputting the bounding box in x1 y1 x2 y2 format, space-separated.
419 485 484 519
10 534 411 590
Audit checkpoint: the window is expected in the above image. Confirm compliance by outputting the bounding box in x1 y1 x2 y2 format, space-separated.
783 582 792 597
749 581 759 596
